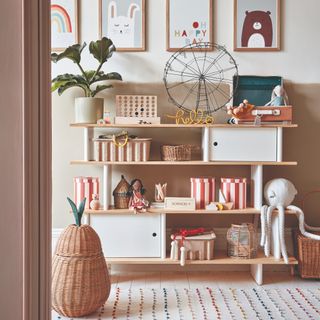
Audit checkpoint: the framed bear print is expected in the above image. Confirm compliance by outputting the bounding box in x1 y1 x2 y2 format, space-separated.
99 0 145 51
234 0 280 51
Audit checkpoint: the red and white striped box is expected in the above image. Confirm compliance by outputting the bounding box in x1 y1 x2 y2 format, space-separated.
190 177 215 209
220 178 247 209
73 177 99 209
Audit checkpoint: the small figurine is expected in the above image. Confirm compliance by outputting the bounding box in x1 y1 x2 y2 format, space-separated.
227 99 255 124
90 193 101 210
265 85 289 106
128 178 149 213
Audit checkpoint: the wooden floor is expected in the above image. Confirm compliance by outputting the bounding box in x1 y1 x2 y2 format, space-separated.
110 271 319 290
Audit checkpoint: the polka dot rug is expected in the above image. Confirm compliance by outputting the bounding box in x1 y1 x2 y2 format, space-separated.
52 287 320 320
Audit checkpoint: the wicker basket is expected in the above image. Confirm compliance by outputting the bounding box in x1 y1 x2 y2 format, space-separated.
161 145 192 161
52 224 110 317
113 175 130 209
227 223 257 259
294 230 320 279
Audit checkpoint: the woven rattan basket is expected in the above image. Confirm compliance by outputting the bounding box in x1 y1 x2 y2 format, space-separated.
52 224 110 317
161 144 192 161
294 230 320 279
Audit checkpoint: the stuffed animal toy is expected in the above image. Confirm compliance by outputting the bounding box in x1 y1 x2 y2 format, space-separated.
265 85 289 106
227 99 255 124
261 179 320 264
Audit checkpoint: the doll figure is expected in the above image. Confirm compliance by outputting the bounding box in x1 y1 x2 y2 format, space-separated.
128 178 149 213
265 85 289 106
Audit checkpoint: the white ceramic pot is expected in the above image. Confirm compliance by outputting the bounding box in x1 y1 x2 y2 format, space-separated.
74 97 104 123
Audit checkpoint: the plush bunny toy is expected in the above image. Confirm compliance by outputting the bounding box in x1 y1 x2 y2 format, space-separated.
261 178 320 264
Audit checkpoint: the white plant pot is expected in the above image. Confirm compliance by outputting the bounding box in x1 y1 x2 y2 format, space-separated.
75 97 104 123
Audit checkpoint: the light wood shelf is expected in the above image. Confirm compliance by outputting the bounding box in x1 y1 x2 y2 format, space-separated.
71 160 297 166
105 251 298 265
70 123 298 128
85 207 297 215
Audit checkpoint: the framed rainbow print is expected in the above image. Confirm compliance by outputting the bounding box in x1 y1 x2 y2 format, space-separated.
51 0 79 51
166 0 213 51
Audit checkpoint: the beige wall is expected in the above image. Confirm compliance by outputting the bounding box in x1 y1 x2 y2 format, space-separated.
52 0 320 228
0 0 23 319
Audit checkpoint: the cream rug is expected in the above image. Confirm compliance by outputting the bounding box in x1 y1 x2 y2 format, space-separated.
52 287 320 320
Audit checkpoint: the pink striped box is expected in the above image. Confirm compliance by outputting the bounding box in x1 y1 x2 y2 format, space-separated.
73 177 99 209
220 178 247 209
190 177 215 210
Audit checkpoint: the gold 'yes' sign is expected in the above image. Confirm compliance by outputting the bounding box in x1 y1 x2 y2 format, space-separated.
166 109 214 125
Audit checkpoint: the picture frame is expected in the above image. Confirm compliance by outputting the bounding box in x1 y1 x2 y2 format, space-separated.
234 0 280 51
99 0 146 52
166 0 213 52
51 0 79 51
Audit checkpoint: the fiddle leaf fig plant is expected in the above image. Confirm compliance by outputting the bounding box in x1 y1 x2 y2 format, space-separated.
51 37 122 97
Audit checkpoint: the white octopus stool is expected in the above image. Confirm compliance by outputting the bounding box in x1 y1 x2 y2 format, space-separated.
260 178 320 264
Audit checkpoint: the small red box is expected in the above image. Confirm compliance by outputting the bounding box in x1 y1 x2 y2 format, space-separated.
238 106 292 123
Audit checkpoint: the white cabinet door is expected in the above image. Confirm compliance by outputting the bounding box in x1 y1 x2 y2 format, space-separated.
210 128 277 161
90 214 161 258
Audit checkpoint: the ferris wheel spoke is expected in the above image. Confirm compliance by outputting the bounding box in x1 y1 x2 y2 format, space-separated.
205 78 230 101
203 81 212 114
205 76 234 85
191 49 202 74
201 49 208 74
180 81 199 107
173 57 200 75
206 81 220 111
166 70 199 78
203 51 227 75
167 77 199 90
206 65 237 77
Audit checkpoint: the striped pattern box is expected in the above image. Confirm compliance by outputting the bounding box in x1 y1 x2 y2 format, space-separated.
73 177 99 209
190 177 215 210
221 177 247 209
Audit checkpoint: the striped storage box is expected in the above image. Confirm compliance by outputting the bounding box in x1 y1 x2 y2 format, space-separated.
190 177 215 209
73 177 99 209
94 138 151 162
220 178 247 209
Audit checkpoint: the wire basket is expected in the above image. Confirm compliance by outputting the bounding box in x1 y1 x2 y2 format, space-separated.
161 145 192 161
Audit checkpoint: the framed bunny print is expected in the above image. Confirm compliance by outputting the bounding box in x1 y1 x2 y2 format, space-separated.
99 0 146 51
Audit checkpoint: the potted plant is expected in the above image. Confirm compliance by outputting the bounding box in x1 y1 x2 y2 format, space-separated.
51 37 122 123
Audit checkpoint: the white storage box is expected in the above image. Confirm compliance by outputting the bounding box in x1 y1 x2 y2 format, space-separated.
90 214 161 258
209 127 277 161
94 138 151 162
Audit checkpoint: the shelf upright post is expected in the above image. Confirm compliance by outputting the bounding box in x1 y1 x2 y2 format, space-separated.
84 127 94 161
250 164 263 285
160 213 166 259
202 127 210 161
277 127 283 162
103 164 112 210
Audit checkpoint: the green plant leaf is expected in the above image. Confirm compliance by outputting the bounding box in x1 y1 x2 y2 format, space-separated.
77 198 87 226
51 42 87 64
89 37 115 64
57 81 90 96
67 197 80 226
91 84 113 97
91 72 122 84
51 80 72 92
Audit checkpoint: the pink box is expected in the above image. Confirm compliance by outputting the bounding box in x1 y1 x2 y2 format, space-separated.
220 178 247 209
73 177 99 209
190 177 215 209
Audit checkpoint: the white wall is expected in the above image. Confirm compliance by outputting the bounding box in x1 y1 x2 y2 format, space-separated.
52 0 320 228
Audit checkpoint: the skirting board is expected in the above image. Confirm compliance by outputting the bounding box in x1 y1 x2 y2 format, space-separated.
52 227 294 272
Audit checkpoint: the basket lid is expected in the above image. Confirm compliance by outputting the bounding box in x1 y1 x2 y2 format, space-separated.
54 224 103 257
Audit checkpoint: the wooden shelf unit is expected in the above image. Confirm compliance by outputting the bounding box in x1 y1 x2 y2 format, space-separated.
106 251 298 265
85 207 297 215
72 160 297 166
71 122 298 285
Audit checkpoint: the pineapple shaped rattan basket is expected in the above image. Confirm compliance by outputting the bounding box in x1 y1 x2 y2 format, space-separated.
113 175 130 209
52 198 110 317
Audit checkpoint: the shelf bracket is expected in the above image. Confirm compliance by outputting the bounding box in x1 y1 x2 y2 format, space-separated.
84 128 94 161
277 127 283 162
250 264 263 285
160 213 166 259
202 127 210 161
103 164 112 210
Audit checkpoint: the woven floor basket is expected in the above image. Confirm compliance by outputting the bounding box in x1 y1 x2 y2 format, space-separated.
295 230 320 279
161 145 192 161
52 224 110 317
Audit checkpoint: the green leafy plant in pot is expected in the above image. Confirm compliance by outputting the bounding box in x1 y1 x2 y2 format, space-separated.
51 37 122 123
